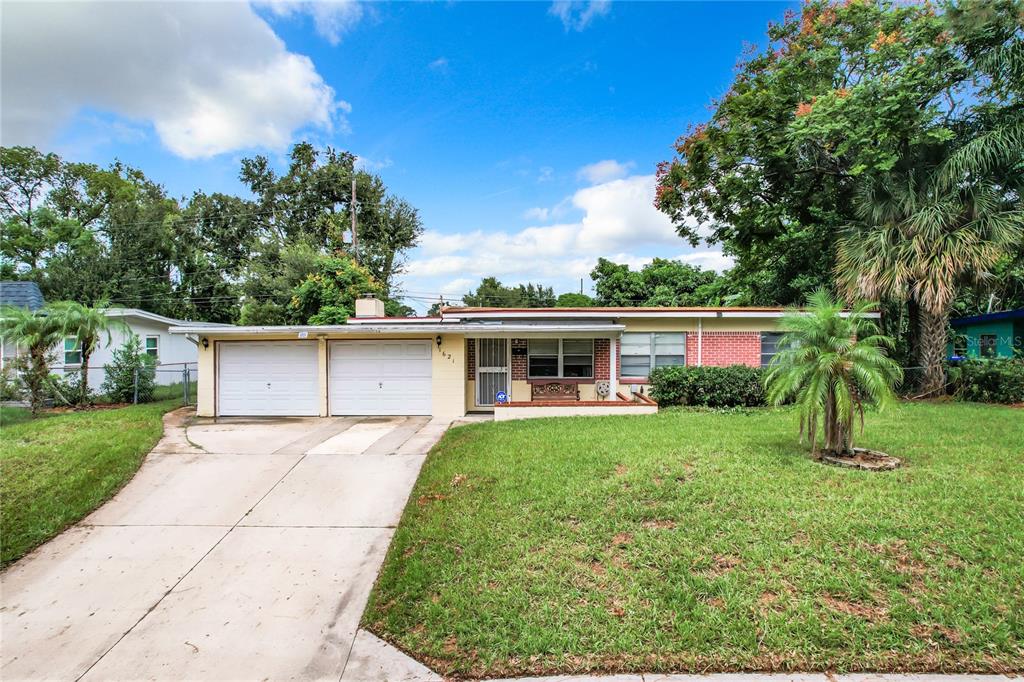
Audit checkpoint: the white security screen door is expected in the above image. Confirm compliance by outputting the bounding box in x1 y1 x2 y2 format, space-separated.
476 338 508 406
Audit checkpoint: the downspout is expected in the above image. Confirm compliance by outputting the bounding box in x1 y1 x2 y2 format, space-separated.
697 318 703 367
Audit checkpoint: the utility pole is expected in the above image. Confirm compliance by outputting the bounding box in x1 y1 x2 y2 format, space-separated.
351 176 359 262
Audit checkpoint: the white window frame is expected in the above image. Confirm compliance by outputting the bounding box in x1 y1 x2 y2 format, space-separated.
527 339 594 379
760 332 784 367
620 332 685 379
145 335 160 361
63 336 82 366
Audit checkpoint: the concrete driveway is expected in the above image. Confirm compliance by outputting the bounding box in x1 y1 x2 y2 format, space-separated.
1 411 454 681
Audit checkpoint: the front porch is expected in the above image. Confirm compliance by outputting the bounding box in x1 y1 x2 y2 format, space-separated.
465 335 658 420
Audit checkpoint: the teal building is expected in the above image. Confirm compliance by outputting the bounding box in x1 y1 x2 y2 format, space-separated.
949 309 1024 360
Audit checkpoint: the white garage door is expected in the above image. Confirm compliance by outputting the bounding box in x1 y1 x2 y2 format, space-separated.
330 340 432 415
218 341 319 416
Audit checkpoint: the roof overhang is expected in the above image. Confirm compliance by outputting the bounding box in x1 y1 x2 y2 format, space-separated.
440 309 879 320
169 322 626 338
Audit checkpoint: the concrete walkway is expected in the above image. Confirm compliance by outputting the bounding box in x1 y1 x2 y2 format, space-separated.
1 409 449 681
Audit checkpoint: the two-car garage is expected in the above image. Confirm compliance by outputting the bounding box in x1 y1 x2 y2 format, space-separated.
217 339 433 417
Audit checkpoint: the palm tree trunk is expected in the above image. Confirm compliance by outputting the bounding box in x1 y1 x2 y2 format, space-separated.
80 347 91 404
919 307 949 397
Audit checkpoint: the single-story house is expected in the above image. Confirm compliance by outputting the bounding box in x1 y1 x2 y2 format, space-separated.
1 281 227 386
171 296 870 421
0 281 46 372
54 308 230 386
949 308 1024 360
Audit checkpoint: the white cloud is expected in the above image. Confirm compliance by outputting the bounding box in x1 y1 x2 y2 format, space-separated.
1 1 345 159
577 159 634 184
260 0 364 45
401 173 732 309
355 155 393 171
548 0 611 31
537 166 555 182
428 57 450 72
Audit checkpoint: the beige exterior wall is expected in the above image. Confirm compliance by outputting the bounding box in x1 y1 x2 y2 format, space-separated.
510 379 530 402
431 333 467 419
194 331 467 419
196 339 215 417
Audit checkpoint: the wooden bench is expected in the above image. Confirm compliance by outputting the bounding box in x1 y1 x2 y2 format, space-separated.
531 382 580 401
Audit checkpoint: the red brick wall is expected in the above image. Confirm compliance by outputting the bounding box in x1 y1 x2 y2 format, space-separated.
595 339 610 381
511 339 528 380
690 331 761 367
466 339 476 380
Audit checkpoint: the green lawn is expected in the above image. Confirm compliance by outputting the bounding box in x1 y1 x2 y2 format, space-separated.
365 402 1024 678
0 400 178 566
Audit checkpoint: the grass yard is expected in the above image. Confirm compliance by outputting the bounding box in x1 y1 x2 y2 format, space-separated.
1 400 177 566
365 402 1024 678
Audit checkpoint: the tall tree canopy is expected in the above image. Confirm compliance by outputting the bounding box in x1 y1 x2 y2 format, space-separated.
654 0 1023 308
1 142 424 324
461 277 556 308
591 258 724 307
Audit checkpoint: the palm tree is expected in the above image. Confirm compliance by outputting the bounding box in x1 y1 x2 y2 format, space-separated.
837 140 1023 396
47 302 125 403
0 305 63 414
765 290 902 458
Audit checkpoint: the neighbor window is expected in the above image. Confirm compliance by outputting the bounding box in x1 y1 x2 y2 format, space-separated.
527 339 594 378
64 337 82 365
761 332 785 367
953 335 968 358
980 334 997 359
145 335 159 361
620 333 685 378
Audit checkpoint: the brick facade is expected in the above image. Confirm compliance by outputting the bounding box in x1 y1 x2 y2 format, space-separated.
594 338 610 381
511 338 528 380
616 332 762 381
466 338 476 380
688 331 761 368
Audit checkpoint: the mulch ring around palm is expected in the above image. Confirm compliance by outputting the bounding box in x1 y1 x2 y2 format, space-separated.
822 448 902 471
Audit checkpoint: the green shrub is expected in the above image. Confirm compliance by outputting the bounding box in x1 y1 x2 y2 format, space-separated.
101 335 156 403
954 359 1024 404
0 364 24 401
649 364 766 408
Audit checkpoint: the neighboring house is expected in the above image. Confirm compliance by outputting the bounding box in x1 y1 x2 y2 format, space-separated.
949 309 1024 360
55 308 229 386
0 281 46 372
170 295 880 420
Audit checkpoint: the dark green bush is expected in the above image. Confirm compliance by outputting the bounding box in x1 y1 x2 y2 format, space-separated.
953 359 1024 404
649 364 766 408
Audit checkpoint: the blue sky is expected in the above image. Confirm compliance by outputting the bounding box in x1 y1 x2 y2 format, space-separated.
2 1 792 312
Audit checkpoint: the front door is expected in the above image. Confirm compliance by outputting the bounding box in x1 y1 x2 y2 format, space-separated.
476 338 509 407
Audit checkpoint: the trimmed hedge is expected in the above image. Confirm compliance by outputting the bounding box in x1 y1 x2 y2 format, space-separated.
649 364 766 408
952 359 1024 404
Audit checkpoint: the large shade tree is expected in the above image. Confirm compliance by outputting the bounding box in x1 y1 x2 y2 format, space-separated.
655 0 1023 352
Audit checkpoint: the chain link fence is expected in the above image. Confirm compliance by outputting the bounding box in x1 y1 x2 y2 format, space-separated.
1 362 197 408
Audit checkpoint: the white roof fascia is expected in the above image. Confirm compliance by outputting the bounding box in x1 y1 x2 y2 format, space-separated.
105 308 232 328
444 310 880 320
168 323 626 336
